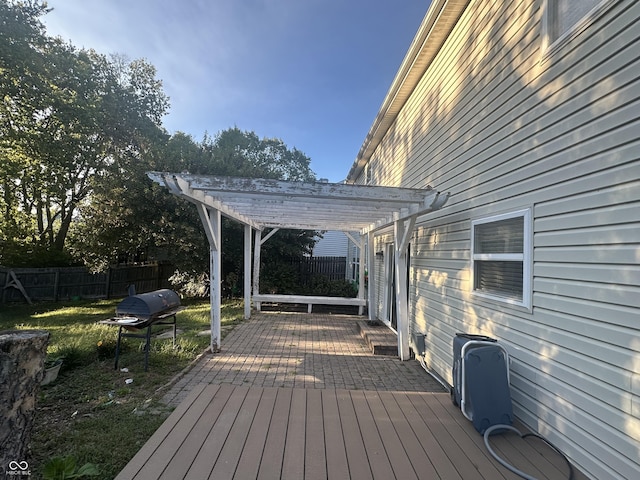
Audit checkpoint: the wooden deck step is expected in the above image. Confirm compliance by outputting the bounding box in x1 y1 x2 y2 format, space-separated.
357 320 398 355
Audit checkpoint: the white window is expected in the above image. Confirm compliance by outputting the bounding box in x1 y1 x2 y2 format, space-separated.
542 0 615 56
471 209 532 308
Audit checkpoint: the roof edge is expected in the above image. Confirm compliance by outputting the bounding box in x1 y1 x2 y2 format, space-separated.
346 0 470 184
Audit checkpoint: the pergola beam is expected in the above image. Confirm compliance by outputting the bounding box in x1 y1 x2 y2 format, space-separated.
185 175 433 202
259 221 373 231
148 172 445 236
147 172 262 230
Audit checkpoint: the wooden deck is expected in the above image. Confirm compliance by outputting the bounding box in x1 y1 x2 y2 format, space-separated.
116 384 583 480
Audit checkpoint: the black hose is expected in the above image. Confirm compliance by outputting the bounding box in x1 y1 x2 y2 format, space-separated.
483 424 574 480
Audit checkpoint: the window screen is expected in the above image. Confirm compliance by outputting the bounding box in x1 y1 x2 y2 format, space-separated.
474 261 524 301
548 0 604 43
474 216 524 254
472 211 530 306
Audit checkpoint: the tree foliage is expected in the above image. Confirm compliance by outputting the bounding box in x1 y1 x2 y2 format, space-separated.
1 1 319 297
0 0 169 266
67 132 210 272
69 128 318 294
202 127 315 181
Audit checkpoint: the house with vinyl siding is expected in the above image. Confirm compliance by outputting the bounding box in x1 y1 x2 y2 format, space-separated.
346 0 640 478
313 231 362 282
313 231 349 258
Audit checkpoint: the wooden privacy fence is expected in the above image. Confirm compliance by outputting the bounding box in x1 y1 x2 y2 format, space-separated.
0 263 174 304
287 256 347 286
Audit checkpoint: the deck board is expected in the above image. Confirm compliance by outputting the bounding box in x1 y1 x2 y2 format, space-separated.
377 391 441 479
158 384 232 480
233 387 277 480
349 390 396 480
185 385 249 479
210 387 263 479
257 388 291 480
116 385 587 480
335 389 373 480
408 391 510 480
363 391 418 480
321 389 349 480
116 383 209 479
281 388 306 480
304 389 327 480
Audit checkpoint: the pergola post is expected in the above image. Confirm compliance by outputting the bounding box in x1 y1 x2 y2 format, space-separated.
394 215 416 361
208 208 222 353
358 235 366 315
345 232 366 316
367 232 375 321
195 203 222 353
244 225 252 319
252 228 280 312
252 229 262 312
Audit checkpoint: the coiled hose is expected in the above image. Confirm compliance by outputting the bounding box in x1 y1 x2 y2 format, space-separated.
483 424 574 480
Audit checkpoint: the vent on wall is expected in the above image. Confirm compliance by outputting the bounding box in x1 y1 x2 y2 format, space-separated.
413 332 426 357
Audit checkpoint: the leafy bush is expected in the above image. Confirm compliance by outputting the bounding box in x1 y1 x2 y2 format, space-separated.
45 343 92 372
260 263 300 294
169 271 209 298
306 276 358 297
43 456 99 479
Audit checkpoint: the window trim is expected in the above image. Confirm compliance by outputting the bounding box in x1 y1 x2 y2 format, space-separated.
540 0 618 63
470 208 532 310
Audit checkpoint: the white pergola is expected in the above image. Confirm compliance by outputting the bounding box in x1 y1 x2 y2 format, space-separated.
148 172 449 360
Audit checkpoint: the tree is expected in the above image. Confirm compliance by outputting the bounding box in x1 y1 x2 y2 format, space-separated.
202 128 318 294
0 0 169 266
203 127 315 182
70 128 319 295
0 0 52 264
0 0 318 292
67 132 209 272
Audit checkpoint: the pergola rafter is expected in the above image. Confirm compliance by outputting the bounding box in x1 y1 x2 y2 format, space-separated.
148 172 450 358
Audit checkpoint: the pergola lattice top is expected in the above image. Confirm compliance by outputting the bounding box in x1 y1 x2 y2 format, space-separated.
147 172 449 233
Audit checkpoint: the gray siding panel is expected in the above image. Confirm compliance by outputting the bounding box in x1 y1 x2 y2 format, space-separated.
361 0 640 477
535 245 640 264
313 231 349 258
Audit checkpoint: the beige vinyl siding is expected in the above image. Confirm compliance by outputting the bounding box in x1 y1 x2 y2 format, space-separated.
410 217 471 380
360 0 639 478
312 231 349 258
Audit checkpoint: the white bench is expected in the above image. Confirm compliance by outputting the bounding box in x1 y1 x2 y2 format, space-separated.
253 294 366 314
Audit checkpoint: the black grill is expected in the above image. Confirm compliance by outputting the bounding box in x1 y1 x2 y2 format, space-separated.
101 288 183 371
115 289 180 321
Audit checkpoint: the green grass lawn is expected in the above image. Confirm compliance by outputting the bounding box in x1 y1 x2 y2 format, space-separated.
0 298 244 480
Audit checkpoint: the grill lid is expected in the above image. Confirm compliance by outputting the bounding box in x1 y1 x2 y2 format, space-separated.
116 289 180 321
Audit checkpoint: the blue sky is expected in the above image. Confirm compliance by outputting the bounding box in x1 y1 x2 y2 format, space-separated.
43 1 429 182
